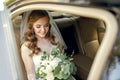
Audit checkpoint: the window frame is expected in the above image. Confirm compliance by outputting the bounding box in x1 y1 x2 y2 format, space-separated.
9 1 118 80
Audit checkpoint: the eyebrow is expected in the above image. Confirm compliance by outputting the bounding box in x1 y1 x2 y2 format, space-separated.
35 22 49 26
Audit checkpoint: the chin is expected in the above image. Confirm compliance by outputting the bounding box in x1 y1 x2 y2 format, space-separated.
39 35 46 38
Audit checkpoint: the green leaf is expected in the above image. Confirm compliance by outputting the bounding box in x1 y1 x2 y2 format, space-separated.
54 77 61 80
51 46 60 57
70 50 75 57
53 65 61 76
54 64 71 79
36 69 46 79
70 62 77 75
66 75 75 80
63 64 70 74
41 51 47 60
58 54 67 61
62 72 70 79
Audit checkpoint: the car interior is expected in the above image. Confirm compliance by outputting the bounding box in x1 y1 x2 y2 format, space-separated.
12 10 106 80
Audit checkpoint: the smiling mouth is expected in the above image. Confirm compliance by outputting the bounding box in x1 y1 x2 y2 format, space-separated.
39 32 46 35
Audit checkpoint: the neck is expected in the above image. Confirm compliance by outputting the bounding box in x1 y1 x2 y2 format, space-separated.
36 35 46 40
37 37 50 47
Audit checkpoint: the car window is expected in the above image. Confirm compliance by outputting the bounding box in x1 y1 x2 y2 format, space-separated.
12 10 107 80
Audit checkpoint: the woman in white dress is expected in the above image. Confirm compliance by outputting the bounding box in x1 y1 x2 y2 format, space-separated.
21 10 62 80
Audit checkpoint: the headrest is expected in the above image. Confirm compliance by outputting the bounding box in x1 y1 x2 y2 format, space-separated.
54 17 79 28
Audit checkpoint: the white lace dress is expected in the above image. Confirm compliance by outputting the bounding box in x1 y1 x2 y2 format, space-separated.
21 42 75 80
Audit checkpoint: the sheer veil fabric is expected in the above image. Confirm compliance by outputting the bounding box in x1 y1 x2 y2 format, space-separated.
20 10 67 50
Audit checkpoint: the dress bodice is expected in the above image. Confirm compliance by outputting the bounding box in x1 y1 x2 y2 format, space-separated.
32 45 57 72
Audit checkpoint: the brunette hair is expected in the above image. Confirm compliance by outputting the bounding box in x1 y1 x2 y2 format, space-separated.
23 10 58 56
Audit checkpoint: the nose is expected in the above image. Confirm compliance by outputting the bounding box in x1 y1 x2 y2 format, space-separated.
41 26 45 32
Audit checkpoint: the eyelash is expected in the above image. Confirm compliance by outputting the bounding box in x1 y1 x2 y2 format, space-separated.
45 24 49 27
36 24 49 28
36 25 40 28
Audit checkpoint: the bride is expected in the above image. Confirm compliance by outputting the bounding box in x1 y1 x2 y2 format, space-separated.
21 10 74 80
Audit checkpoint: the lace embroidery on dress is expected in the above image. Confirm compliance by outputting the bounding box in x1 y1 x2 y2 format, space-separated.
21 42 36 80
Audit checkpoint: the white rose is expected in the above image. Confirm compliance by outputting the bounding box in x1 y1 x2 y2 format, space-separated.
50 57 61 69
50 61 58 69
33 56 41 65
49 55 54 59
44 65 53 73
45 72 54 80
54 57 62 63
42 60 49 66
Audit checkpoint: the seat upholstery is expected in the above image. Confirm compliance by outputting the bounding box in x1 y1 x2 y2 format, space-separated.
73 17 106 79
73 54 93 79
78 18 105 59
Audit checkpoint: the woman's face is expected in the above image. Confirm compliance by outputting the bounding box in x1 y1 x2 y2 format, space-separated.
33 16 50 39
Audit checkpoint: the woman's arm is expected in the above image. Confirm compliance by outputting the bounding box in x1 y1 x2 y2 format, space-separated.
21 43 36 80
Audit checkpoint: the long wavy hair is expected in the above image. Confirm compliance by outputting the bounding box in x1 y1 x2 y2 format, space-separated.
23 10 58 56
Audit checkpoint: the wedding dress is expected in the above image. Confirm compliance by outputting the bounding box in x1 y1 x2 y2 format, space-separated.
21 42 75 80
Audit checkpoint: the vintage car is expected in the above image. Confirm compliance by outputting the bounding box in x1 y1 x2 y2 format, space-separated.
0 0 120 80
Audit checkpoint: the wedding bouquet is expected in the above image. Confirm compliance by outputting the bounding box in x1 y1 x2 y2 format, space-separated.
36 46 77 80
